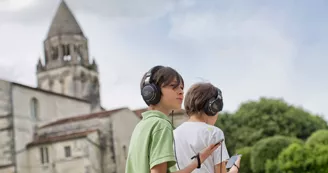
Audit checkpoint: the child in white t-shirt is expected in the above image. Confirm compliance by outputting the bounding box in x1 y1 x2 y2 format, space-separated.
173 82 241 173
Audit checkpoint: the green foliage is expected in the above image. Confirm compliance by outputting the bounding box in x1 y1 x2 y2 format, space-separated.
266 143 328 173
235 147 253 173
306 129 328 147
286 107 328 140
215 112 240 154
215 97 328 153
214 97 328 172
265 159 280 173
215 112 263 154
235 97 327 140
250 135 302 173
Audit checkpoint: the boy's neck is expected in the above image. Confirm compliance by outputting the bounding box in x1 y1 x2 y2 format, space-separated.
148 105 171 116
188 113 207 123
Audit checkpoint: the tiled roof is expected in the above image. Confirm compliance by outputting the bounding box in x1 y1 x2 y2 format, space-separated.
40 107 127 128
26 129 98 148
11 82 89 103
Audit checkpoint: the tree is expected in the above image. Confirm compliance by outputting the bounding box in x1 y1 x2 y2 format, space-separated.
214 97 328 172
235 98 327 140
215 97 328 153
306 129 328 147
250 135 302 173
215 112 240 154
235 147 252 173
266 143 328 173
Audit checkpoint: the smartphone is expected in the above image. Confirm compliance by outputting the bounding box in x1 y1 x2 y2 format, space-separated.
215 138 224 146
226 154 242 169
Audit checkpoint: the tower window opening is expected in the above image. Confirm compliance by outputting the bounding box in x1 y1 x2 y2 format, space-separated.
62 44 71 61
51 46 58 60
62 44 70 56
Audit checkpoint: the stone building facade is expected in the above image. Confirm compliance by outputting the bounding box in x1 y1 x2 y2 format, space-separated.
0 1 188 173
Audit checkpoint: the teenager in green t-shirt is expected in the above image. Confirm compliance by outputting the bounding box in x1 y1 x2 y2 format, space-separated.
125 65 221 173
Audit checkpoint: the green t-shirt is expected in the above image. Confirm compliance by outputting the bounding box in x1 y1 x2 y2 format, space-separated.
125 110 178 173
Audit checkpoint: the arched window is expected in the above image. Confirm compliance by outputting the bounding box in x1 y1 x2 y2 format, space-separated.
30 98 39 121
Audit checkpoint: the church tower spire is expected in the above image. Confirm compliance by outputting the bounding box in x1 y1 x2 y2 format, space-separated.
47 0 84 38
40 0 91 70
37 0 101 112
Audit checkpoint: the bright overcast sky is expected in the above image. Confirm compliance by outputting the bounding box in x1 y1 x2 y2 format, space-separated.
0 0 327 120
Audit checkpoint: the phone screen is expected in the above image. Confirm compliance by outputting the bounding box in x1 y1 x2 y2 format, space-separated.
226 155 242 168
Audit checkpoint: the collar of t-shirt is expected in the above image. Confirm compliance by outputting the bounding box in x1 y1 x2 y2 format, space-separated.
142 110 171 124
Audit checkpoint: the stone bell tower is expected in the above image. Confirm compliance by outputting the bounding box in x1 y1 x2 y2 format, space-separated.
36 0 101 111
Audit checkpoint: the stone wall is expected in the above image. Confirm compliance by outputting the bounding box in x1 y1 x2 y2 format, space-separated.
26 132 100 173
11 83 91 173
0 80 15 172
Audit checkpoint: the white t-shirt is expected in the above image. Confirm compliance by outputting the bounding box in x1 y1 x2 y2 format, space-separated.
173 122 230 173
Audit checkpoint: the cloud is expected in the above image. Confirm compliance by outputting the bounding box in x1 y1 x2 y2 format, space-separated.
0 0 174 25
166 1 299 111
0 0 38 12
0 0 327 120
0 0 57 24
0 22 48 84
69 0 174 19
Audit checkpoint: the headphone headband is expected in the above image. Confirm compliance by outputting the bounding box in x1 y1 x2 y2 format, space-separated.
215 87 222 100
143 66 163 85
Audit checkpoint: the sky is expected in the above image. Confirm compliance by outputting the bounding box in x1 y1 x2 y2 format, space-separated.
0 0 327 120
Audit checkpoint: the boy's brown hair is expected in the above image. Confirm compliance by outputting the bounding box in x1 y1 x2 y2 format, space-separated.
140 66 184 90
184 82 219 115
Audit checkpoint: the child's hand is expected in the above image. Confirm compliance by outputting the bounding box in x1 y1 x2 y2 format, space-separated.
234 155 241 168
199 143 221 163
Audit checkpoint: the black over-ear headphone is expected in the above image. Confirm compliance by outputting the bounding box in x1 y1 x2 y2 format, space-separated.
204 87 224 116
141 66 164 106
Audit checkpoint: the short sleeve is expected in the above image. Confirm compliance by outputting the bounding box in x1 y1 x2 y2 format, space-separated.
211 130 230 165
149 127 177 170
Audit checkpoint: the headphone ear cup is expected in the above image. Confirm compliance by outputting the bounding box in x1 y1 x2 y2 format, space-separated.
149 83 162 105
141 83 161 105
204 98 216 116
204 98 224 116
141 84 155 105
204 87 224 116
210 99 223 115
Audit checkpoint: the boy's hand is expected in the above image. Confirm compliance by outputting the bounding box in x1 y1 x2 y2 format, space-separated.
199 143 221 163
234 155 241 167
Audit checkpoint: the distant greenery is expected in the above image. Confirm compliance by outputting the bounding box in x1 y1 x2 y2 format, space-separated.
215 97 328 173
